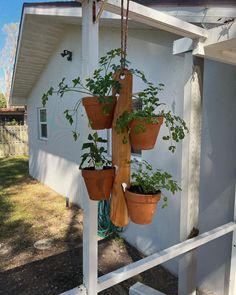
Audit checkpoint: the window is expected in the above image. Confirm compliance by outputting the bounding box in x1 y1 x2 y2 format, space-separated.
131 99 142 157
38 108 48 139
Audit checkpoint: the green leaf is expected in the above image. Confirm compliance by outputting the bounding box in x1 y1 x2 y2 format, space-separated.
88 134 93 140
72 131 79 141
82 143 93 149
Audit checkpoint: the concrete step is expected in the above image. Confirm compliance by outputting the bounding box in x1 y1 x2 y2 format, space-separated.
130 282 166 295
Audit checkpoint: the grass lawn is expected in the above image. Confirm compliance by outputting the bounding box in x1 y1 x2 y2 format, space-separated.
0 156 82 270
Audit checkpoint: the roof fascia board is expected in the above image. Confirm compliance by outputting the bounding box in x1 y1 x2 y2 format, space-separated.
9 7 27 106
10 5 84 105
11 96 27 106
101 0 208 38
24 6 82 18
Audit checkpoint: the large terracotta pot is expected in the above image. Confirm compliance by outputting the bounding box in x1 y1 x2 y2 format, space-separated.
82 96 116 130
125 189 161 224
82 167 115 201
130 116 164 150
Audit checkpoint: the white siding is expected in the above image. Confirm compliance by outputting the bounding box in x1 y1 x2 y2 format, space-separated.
28 26 84 204
197 60 236 295
27 23 236 293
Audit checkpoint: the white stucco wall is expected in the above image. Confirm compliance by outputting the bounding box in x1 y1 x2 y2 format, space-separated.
26 21 236 291
27 24 184 274
196 60 236 295
28 25 85 205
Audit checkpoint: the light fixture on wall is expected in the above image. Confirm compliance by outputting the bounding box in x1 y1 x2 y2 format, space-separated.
60 50 72 61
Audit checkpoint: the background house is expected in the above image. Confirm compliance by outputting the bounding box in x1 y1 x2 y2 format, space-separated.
10 1 236 294
0 107 26 125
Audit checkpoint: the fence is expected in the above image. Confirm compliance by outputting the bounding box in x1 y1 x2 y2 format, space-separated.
0 125 28 157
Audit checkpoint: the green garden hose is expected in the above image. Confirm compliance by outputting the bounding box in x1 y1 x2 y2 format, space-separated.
97 200 124 238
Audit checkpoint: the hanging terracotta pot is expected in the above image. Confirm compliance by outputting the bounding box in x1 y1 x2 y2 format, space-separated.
129 116 164 150
82 96 116 130
125 189 161 224
82 167 115 201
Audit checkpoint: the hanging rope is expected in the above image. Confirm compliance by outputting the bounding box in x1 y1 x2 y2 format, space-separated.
97 0 130 239
120 0 130 73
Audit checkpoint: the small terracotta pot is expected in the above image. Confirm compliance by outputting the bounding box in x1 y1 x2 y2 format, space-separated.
82 96 116 130
125 189 161 224
82 167 115 201
130 116 164 150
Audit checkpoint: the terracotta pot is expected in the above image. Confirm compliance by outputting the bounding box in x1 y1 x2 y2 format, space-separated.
82 167 115 201
82 96 116 130
130 116 164 150
125 189 161 224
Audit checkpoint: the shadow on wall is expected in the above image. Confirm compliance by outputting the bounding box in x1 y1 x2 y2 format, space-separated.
199 60 236 231
29 148 86 206
197 60 236 294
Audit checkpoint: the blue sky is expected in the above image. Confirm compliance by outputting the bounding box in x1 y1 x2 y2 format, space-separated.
0 0 67 92
0 0 66 49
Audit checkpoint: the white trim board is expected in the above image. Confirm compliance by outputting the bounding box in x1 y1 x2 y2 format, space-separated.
97 222 236 292
228 185 236 295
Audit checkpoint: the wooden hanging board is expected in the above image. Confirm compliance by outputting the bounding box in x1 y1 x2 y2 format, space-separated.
110 69 132 227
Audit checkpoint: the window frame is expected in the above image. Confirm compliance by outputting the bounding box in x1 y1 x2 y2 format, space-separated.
38 108 48 140
107 129 142 161
107 93 142 159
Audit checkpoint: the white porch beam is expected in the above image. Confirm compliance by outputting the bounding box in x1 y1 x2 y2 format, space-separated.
194 20 236 53
174 21 236 65
81 1 99 295
178 53 204 295
228 185 236 295
193 20 236 63
101 0 207 39
152 6 236 25
97 222 236 292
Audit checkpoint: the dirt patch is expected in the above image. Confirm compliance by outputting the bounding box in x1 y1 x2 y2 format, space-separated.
0 237 177 295
0 157 177 294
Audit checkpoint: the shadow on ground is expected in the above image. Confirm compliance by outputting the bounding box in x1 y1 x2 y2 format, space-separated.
0 157 177 295
0 247 82 295
0 237 178 295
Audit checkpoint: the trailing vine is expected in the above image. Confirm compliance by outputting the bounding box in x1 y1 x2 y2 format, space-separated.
129 159 181 208
115 68 188 152
42 49 122 140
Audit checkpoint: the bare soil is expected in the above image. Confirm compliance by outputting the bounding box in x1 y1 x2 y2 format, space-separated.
0 157 178 295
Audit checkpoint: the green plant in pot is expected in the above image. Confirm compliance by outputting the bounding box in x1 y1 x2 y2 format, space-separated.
42 49 122 135
80 132 115 201
124 160 180 224
115 69 188 152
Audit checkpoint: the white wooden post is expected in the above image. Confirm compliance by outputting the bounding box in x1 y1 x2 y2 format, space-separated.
81 1 99 294
228 184 236 295
178 52 204 295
